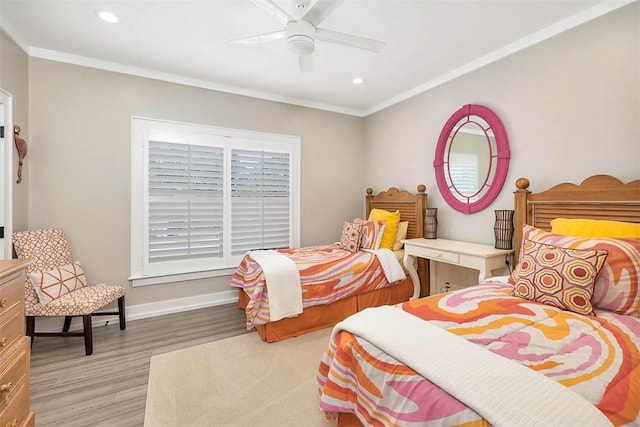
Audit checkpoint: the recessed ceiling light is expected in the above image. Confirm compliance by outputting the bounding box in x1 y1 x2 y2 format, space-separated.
352 77 364 85
94 9 119 24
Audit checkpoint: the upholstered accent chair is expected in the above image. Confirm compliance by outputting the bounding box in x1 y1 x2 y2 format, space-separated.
12 228 126 355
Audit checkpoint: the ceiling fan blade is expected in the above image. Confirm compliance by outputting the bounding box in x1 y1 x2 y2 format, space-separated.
228 29 286 45
299 55 314 72
316 28 385 52
251 0 294 25
301 0 344 26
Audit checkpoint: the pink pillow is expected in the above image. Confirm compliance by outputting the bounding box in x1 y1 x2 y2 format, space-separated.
511 240 607 315
354 218 386 250
513 225 640 316
28 261 88 305
339 221 362 253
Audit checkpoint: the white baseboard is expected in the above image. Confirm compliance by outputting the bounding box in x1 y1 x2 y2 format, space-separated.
31 290 239 333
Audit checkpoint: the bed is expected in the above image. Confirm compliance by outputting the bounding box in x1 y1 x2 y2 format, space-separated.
317 174 640 426
232 185 428 342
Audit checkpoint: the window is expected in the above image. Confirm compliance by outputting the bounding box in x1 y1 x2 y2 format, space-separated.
131 118 300 286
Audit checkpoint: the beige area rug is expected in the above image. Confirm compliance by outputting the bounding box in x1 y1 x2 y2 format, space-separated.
144 328 335 427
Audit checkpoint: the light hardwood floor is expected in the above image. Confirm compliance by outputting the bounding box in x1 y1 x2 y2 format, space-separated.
29 304 251 427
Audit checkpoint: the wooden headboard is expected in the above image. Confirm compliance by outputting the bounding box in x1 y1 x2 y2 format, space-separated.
514 174 640 259
365 185 428 295
365 184 428 240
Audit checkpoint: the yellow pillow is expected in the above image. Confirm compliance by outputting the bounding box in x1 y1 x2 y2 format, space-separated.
393 221 409 251
368 208 401 249
550 218 640 238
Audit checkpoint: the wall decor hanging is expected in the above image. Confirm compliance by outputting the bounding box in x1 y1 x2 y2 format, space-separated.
14 125 27 184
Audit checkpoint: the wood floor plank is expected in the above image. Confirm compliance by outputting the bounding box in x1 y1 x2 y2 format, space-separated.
30 303 251 426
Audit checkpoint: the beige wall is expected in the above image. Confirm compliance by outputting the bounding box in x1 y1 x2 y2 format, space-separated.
27 60 365 307
0 30 28 234
6 2 640 314
364 3 640 246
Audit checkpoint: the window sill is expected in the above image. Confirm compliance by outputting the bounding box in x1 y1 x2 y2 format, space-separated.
129 267 236 287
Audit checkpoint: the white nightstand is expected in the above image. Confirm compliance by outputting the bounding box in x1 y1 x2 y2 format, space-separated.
402 238 513 297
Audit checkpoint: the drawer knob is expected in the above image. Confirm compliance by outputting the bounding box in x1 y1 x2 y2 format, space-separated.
0 338 6 347
0 299 6 308
0 382 12 393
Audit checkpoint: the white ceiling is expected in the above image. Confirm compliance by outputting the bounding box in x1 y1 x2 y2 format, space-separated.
0 0 631 116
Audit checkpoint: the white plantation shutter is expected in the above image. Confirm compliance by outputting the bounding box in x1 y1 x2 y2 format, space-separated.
131 118 300 286
447 152 478 200
231 149 290 255
148 141 224 263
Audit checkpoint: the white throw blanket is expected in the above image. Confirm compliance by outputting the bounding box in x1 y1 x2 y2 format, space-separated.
363 248 406 283
332 305 612 427
248 250 303 322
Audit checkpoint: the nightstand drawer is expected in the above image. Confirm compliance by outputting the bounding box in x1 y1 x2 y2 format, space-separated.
414 248 460 264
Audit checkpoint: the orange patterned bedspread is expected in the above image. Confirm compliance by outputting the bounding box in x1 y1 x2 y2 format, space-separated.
231 244 399 328
317 281 640 426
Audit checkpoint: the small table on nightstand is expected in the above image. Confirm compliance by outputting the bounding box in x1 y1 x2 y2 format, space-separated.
402 238 513 297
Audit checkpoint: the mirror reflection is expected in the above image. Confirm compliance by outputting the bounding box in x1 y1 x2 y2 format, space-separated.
444 116 497 204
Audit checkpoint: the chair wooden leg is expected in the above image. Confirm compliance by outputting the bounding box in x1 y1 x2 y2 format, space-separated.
82 315 93 356
62 316 72 332
118 296 126 330
25 316 35 347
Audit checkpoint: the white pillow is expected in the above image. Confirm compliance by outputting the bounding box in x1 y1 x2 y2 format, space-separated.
29 261 88 305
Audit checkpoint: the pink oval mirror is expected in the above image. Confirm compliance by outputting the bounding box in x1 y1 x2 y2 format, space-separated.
433 104 510 214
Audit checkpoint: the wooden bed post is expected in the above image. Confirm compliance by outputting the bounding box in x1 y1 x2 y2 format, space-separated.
513 178 531 261
413 185 428 296
365 185 428 297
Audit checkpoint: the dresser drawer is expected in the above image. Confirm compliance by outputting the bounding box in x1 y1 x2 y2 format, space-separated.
0 338 30 427
0 307 24 360
0 381 29 427
20 411 34 427
0 273 24 317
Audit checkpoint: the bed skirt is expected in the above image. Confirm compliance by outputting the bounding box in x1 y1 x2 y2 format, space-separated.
236 276 414 342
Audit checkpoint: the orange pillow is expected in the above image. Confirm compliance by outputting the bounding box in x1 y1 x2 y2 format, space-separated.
354 218 386 250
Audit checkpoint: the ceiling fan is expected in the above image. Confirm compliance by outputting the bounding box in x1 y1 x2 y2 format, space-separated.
230 0 385 72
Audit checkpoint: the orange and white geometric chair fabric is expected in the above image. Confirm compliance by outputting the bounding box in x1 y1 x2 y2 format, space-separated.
12 228 126 355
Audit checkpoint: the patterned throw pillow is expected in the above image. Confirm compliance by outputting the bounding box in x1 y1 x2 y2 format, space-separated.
28 261 88 305
513 225 640 316
339 221 363 253
354 218 386 250
512 240 607 315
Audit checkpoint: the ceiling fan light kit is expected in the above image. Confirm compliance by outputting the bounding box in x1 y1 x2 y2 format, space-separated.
287 20 316 56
